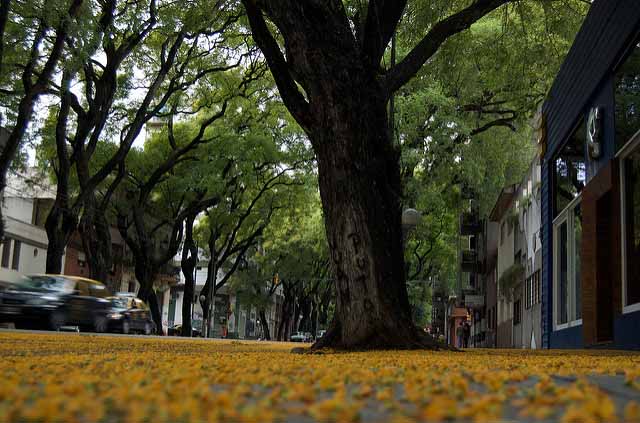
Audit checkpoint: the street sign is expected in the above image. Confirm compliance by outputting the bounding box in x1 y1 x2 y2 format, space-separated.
465 295 484 308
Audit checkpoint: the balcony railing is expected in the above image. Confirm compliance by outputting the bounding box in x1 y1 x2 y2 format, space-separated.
461 249 481 273
460 212 482 235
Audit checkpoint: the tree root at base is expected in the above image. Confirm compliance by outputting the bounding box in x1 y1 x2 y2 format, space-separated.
291 321 459 353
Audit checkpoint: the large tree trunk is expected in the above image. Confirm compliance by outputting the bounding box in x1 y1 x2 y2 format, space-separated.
45 203 77 274
243 0 503 350
258 308 270 340
310 303 318 338
311 89 436 350
276 300 290 341
135 259 163 335
79 194 113 286
180 214 197 337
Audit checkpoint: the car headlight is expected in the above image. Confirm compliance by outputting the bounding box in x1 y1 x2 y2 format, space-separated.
107 313 124 319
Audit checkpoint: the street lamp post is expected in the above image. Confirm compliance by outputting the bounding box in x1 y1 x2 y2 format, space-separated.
199 294 207 337
401 208 421 243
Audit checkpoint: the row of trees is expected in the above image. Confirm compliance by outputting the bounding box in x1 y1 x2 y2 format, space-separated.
1 0 588 346
0 0 315 333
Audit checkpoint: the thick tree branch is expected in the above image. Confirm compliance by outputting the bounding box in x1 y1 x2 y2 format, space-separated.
384 0 511 96
242 0 312 130
362 0 407 69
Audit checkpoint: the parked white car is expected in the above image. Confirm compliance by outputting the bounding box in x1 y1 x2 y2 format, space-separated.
290 332 307 342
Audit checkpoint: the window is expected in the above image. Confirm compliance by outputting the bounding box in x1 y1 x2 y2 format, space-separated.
615 40 640 152
11 240 21 271
617 39 640 313
1 238 11 268
620 136 640 312
514 299 521 325
554 120 586 217
553 199 582 330
77 251 86 268
15 276 74 293
525 271 541 309
89 284 109 298
74 281 91 296
525 275 532 309
533 270 541 306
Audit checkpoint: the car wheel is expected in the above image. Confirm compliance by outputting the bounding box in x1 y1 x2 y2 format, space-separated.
144 321 152 335
122 319 130 335
49 311 66 331
93 315 107 333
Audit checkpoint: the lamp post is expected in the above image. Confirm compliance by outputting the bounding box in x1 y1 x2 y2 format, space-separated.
401 208 421 244
199 294 207 337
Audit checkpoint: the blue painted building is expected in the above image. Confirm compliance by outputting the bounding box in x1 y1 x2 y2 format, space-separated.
541 0 640 349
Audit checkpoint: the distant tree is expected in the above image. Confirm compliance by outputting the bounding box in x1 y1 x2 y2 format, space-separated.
234 192 332 341
0 0 84 241
35 0 248 288
117 76 306 333
194 160 307 337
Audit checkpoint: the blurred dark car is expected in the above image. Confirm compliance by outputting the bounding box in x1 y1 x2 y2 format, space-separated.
168 324 201 337
106 296 155 335
0 274 112 332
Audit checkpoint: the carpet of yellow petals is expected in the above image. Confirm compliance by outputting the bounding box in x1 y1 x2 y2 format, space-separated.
0 332 639 422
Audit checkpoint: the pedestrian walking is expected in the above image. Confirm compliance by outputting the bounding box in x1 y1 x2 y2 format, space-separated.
463 321 471 348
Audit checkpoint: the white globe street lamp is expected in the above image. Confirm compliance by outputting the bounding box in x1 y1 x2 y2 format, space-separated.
401 208 421 243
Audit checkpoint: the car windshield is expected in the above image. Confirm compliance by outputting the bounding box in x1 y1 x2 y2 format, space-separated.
15 276 74 293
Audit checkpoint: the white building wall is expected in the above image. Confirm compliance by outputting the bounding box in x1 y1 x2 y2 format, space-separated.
3 197 33 223
0 170 54 282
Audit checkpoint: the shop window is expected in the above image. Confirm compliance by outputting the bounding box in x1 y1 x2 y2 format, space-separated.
615 40 640 152
553 199 582 330
554 120 586 218
620 139 640 312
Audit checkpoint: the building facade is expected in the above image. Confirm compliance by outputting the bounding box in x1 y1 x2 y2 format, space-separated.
0 169 57 283
490 185 517 348
540 0 640 349
164 254 285 339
